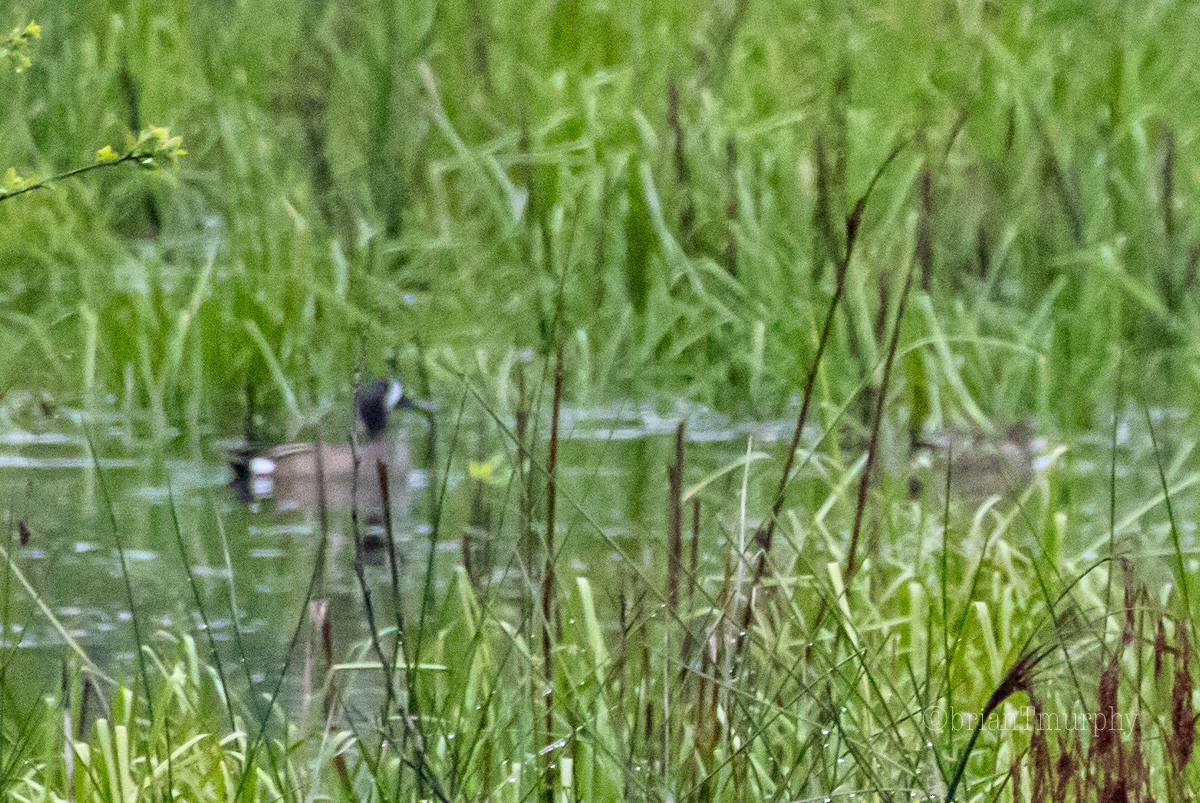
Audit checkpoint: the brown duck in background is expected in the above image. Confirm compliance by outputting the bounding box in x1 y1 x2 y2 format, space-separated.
910 421 1058 500
231 379 427 519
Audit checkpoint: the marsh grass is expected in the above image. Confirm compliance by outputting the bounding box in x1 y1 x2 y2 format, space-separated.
0 2 1195 435
0 364 1195 801
3 1 1200 800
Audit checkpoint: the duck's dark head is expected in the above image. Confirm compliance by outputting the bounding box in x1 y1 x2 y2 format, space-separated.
357 378 415 439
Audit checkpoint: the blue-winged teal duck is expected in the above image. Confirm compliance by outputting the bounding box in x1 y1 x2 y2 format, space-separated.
231 379 423 515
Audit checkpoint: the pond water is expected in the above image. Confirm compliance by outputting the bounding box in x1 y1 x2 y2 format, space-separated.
0 394 1192 710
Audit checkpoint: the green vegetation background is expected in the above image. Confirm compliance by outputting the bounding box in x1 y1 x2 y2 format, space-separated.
4 1 1198 434
4 4 1200 801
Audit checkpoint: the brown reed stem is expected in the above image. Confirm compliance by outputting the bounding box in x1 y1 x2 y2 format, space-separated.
376 461 405 643
679 497 701 688
844 259 918 583
541 343 564 802
667 423 685 613
347 375 447 803
516 369 535 622
668 81 695 252
945 644 1054 802
915 166 933 291
733 137 908 662
348 379 399 718
689 498 701 609
724 137 738 276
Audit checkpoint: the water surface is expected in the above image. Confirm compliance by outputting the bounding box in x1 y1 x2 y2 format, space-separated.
0 397 1189 707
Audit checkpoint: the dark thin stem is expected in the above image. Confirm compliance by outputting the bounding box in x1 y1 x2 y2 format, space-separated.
541 343 564 802
378 460 407 644
233 434 335 801
734 137 908 660
1143 396 1196 643
0 154 139 203
1104 355 1122 662
943 714 985 803
666 423 685 613
84 430 166 791
939 444 953 780
348 372 448 802
845 259 918 582
516 368 535 625
166 482 236 731
348 374 397 717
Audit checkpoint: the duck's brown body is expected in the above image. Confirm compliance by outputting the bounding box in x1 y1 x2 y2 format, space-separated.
913 422 1047 500
233 379 420 523
257 434 410 515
